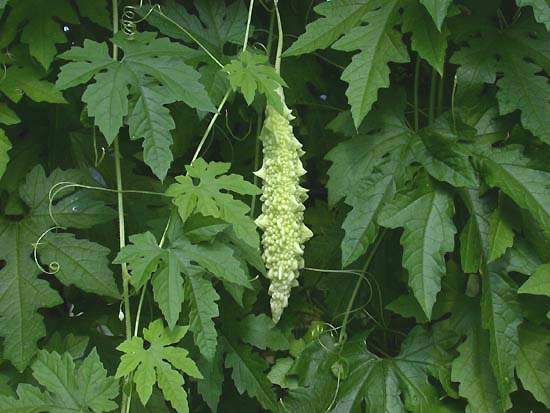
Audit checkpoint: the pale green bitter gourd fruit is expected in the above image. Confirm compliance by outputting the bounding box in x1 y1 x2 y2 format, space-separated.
255 96 313 323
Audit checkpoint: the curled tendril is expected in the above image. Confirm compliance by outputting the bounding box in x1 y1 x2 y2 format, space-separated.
121 2 162 39
224 110 253 142
47 181 168 227
33 226 63 275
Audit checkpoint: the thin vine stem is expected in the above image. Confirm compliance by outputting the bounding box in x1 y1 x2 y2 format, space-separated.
274 0 284 75
413 57 420 131
337 231 385 346
437 62 445 116
191 89 231 163
112 2 132 412
428 68 437 124
151 7 224 69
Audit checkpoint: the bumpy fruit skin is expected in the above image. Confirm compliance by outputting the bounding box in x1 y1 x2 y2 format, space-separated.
255 100 313 323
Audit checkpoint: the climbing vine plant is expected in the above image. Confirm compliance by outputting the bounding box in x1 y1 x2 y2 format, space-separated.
0 0 549 412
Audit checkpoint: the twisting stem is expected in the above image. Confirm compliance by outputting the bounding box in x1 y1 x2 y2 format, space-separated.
274 0 284 75
413 57 420 131
243 0 255 52
112 1 132 412
152 8 224 69
250 8 275 217
191 90 231 163
428 68 437 124
337 231 385 345
437 62 445 116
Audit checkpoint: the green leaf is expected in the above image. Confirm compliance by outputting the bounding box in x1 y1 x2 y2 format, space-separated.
58 32 215 146
412 129 478 188
516 324 550 408
0 349 118 412
145 0 248 54
74 0 110 28
419 0 453 30
0 102 20 125
222 335 279 411
497 59 550 145
235 314 289 351
196 350 224 412
166 158 261 248
451 324 500 413
225 50 286 113
326 91 411 206
114 232 164 289
39 232 120 299
0 129 11 180
459 188 492 273
487 208 515 263
172 236 252 289
452 17 550 143
56 40 114 89
402 0 448 74
116 320 201 413
185 274 220 361
0 0 78 68
128 84 175 180
332 0 409 127
516 0 550 30
151 252 186 330
341 174 395 267
518 263 550 297
331 327 456 412
476 146 550 234
378 180 457 318
81 63 133 144
283 0 374 57
0 65 66 104
481 271 522 410
0 166 116 371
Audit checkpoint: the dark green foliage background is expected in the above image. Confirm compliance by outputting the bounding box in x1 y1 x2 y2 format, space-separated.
0 0 549 412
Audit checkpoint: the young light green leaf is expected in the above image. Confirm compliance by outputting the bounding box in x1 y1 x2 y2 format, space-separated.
225 50 286 113
378 180 457 318
115 320 201 413
166 158 261 248
518 263 550 297
481 271 522 411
